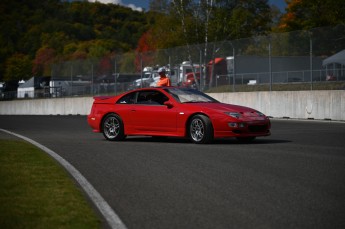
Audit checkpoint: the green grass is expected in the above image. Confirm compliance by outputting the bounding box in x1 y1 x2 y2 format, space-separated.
0 139 101 229
206 81 345 93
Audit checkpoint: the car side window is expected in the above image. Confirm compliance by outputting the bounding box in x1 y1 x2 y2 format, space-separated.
117 92 135 104
136 91 168 105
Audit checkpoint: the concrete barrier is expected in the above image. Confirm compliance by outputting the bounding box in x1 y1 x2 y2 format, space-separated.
0 97 94 115
209 90 345 121
0 90 344 121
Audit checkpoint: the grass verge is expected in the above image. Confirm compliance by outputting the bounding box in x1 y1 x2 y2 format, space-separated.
206 81 345 93
0 139 101 229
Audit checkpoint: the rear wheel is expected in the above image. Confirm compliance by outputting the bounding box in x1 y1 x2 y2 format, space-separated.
188 115 214 144
102 113 125 141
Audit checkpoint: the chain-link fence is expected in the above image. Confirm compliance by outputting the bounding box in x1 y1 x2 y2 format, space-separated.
1 25 344 100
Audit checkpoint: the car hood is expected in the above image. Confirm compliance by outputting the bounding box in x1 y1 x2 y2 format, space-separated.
188 102 265 117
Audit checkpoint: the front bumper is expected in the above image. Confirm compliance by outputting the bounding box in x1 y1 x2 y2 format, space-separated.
215 119 271 138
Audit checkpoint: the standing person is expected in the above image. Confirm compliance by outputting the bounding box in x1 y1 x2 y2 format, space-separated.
156 67 171 87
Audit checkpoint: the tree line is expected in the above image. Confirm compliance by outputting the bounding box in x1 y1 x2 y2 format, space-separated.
0 0 344 83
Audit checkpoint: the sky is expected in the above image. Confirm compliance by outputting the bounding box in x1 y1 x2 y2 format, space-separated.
89 0 287 12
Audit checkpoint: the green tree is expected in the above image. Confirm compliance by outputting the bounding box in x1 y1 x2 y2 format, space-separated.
166 0 272 88
118 52 136 73
208 0 272 41
149 0 170 12
4 53 32 81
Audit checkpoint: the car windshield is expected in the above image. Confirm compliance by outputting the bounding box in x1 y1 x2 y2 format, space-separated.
164 88 219 103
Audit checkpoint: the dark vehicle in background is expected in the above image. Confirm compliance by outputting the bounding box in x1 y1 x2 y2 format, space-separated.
0 80 19 100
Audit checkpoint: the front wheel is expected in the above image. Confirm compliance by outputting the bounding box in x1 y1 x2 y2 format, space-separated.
102 113 125 141
188 115 214 144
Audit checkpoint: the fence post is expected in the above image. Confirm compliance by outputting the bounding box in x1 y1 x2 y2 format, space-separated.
310 33 313 90
225 42 236 92
140 53 143 88
199 49 203 90
269 40 272 91
70 64 73 96
91 63 94 96
114 57 117 95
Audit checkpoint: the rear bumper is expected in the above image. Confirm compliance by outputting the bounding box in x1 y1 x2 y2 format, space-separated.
87 115 100 133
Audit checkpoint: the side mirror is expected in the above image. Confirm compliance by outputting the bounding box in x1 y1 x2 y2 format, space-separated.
164 101 174 108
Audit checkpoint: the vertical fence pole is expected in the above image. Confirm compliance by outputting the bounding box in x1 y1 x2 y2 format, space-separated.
269 41 272 91
169 54 172 84
114 57 117 95
70 64 73 96
50 68 53 97
91 63 94 96
310 34 313 90
199 49 203 90
140 53 143 88
232 46 235 92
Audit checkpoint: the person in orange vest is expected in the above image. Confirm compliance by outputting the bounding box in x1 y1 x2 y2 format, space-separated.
156 67 171 87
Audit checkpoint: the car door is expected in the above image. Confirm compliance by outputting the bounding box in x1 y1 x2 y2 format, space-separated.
130 90 177 134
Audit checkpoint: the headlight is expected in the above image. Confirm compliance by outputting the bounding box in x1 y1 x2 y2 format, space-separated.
228 122 246 128
225 112 241 119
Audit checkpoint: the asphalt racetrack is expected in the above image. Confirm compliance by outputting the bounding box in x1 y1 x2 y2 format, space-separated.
1 115 345 229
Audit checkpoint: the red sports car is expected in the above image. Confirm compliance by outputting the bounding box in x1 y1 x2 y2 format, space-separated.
87 87 271 144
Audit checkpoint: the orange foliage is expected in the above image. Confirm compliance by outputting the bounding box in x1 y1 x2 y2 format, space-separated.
98 56 112 76
277 0 303 31
136 30 156 53
135 30 156 71
32 47 56 76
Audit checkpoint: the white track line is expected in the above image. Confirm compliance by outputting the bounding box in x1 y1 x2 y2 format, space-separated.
0 128 127 229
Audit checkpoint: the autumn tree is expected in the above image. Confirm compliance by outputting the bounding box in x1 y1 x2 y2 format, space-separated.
32 47 56 76
0 0 150 81
97 56 113 77
135 30 156 71
278 0 345 31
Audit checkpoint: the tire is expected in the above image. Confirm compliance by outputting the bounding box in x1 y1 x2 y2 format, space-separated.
102 113 125 141
188 115 214 144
